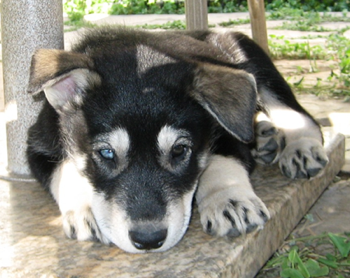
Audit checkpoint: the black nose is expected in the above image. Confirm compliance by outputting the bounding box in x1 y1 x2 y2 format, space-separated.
129 229 167 250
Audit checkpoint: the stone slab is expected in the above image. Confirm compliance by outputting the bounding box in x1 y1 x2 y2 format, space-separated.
0 133 345 278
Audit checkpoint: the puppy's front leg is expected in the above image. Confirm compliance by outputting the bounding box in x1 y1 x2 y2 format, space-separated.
252 100 329 179
50 159 109 244
196 155 270 237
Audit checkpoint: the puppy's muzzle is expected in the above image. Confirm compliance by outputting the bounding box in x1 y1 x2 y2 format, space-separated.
129 224 167 250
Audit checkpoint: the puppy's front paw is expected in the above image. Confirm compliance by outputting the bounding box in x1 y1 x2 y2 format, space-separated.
251 121 285 165
198 188 270 238
62 207 110 244
279 138 328 179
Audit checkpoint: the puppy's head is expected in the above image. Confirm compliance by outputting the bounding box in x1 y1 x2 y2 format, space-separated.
28 37 257 253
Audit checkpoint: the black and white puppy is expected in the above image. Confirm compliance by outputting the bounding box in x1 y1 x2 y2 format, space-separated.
26 28 328 253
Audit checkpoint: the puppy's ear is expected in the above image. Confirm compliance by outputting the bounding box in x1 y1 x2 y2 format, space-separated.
28 49 101 111
191 64 257 143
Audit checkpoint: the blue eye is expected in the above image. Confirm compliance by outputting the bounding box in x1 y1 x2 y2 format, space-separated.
99 149 115 160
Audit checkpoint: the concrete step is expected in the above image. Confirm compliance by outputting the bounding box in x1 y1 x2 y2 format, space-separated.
0 132 344 278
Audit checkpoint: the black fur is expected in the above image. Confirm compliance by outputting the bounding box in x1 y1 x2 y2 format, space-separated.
26 27 325 252
27 28 260 189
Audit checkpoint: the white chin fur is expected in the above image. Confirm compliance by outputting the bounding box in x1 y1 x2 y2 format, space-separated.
91 186 196 253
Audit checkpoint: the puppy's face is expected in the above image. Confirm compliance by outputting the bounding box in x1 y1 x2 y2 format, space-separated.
82 83 213 253
28 36 257 253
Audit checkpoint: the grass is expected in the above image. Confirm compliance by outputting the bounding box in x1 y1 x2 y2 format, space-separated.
266 19 350 99
218 18 251 27
64 13 350 99
64 19 216 31
269 9 350 32
64 18 97 32
268 35 327 60
276 21 331 32
63 8 350 99
135 20 216 30
273 13 350 33
257 231 350 278
136 20 186 30
267 8 350 22
327 32 350 86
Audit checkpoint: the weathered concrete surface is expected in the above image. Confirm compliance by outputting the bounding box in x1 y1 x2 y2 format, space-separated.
0 130 344 278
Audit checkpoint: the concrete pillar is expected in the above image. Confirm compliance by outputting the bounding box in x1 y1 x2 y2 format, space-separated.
185 0 208 30
247 0 269 55
1 0 64 175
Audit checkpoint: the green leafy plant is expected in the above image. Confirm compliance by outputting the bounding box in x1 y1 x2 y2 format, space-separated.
277 20 330 32
136 20 186 30
63 0 349 19
64 19 97 32
326 32 350 93
328 233 350 258
267 22 350 98
268 35 327 60
280 247 330 278
64 0 87 21
267 8 350 27
259 232 350 278
207 0 248 13
218 18 250 27
270 11 350 32
266 0 349 12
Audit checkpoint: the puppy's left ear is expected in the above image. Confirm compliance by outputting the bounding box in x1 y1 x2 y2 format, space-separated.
27 49 101 111
191 64 257 143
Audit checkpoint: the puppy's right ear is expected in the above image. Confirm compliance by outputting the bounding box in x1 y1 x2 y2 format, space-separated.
28 49 101 111
191 63 257 143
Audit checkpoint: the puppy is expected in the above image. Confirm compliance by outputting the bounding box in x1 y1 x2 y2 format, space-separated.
26 28 328 253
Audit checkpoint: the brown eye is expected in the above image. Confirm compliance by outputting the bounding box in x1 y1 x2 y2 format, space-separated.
171 144 187 159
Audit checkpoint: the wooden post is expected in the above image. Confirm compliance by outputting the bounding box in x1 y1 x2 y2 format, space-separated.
247 0 269 55
185 0 208 30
